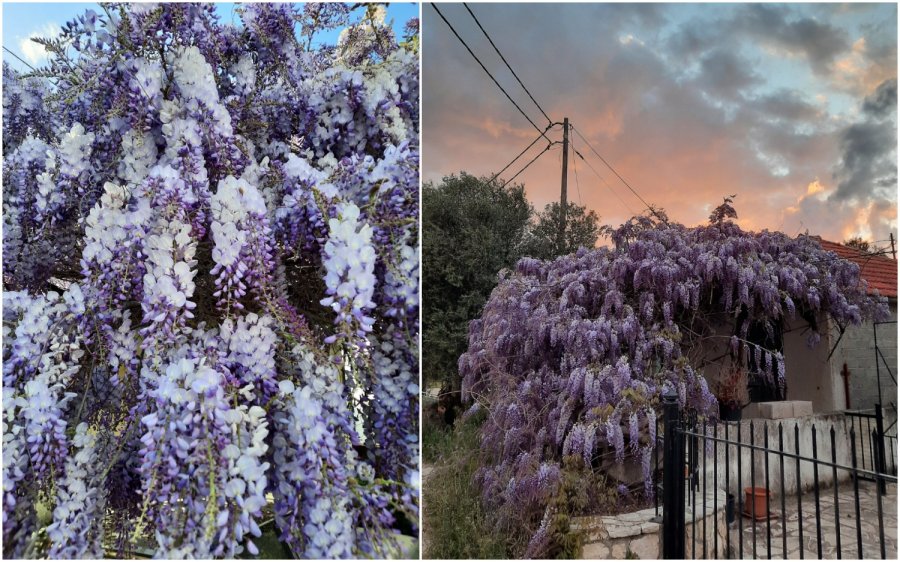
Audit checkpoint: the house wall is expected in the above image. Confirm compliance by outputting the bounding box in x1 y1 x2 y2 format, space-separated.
696 301 896 415
827 301 898 411
782 314 836 411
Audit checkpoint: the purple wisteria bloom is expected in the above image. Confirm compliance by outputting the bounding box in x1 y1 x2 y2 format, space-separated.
2 2 419 558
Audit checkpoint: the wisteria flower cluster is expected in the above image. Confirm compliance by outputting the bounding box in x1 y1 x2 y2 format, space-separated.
459 207 889 557
3 3 418 559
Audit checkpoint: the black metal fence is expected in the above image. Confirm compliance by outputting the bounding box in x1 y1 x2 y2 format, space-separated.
659 393 898 560
846 404 897 483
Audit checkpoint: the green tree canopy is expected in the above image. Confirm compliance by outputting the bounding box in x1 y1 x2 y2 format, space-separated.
843 237 871 252
423 173 532 389
522 201 601 260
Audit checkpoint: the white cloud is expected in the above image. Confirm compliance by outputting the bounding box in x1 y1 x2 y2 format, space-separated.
18 23 61 65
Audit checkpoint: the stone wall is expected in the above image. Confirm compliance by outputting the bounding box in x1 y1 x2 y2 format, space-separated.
831 303 897 411
575 488 726 560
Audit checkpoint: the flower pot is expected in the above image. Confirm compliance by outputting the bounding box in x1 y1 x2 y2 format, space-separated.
744 487 770 519
719 402 742 422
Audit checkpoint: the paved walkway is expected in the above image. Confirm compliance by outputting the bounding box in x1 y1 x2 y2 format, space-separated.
733 480 896 559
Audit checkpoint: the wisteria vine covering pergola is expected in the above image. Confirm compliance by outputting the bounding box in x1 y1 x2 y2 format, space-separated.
458 206 889 558
3 3 418 558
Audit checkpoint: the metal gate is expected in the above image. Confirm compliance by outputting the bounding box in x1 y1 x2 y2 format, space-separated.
660 393 898 559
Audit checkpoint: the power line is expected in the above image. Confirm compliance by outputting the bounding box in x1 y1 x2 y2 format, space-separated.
502 142 558 188
3 46 37 72
571 124 664 222
573 146 636 215
569 124 583 205
486 123 557 186
430 3 552 144
462 3 552 125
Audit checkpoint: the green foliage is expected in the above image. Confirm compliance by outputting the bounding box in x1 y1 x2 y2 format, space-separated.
541 457 591 559
423 174 604 391
709 194 738 224
422 410 510 559
422 412 455 464
424 411 643 559
522 201 601 260
843 237 870 252
422 173 532 389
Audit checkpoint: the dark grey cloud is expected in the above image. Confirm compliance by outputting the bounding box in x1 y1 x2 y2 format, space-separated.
831 79 898 203
746 89 823 123
832 119 897 202
862 78 897 117
695 49 761 99
731 4 850 75
666 5 854 78
666 21 720 60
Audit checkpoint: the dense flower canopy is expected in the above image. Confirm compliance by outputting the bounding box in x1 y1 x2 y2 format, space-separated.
3 3 418 559
458 208 889 557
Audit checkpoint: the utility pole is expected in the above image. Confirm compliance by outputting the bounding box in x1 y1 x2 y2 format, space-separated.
890 233 896 260
559 117 569 254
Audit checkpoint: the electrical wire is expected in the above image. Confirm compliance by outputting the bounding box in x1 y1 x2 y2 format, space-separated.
462 3 552 125
569 124 583 204
430 4 552 144
485 122 557 185
803 248 895 268
3 46 37 72
571 124 664 222
501 142 558 188
573 146 636 215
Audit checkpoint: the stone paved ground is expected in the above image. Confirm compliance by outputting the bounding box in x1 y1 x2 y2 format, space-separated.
730 480 897 559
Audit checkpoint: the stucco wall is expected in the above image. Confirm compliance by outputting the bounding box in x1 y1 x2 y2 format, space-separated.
696 413 854 499
698 300 897 415
780 314 836 411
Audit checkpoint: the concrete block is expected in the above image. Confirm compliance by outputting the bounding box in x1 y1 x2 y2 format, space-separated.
743 403 762 419
758 401 793 420
792 401 813 417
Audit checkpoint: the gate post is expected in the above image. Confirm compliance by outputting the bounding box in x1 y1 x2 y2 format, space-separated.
875 403 887 495
662 390 685 559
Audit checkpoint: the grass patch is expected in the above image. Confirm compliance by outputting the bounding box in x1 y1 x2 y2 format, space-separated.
423 411 510 559
422 415 455 464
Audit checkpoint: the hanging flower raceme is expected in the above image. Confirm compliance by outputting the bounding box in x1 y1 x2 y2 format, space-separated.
367 331 419 493
210 176 275 311
271 345 402 559
2 2 418 559
320 202 378 342
46 423 107 559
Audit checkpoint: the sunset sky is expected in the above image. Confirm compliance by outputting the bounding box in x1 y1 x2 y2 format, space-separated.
423 3 898 244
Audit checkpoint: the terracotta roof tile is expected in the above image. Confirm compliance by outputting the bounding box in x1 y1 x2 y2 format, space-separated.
815 238 897 299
